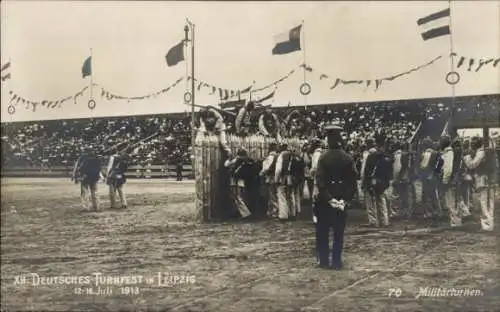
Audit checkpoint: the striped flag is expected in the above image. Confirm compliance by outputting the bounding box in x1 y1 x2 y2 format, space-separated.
1 61 11 81
272 25 302 55
417 8 451 41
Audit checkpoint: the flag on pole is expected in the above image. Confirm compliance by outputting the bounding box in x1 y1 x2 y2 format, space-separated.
166 41 185 67
272 25 302 55
82 56 92 78
1 61 11 81
417 8 451 41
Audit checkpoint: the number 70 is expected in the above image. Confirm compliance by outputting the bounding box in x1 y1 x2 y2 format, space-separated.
388 287 402 297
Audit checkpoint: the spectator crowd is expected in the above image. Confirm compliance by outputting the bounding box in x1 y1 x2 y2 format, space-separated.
2 94 499 170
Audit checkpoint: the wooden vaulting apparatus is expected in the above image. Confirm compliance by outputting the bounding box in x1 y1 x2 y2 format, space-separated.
194 133 301 222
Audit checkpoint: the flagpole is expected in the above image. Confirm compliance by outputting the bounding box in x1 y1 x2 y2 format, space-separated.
90 48 93 100
186 19 196 172
302 20 307 110
448 0 456 137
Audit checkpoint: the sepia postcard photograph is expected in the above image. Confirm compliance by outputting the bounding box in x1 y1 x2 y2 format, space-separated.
1 1 499 311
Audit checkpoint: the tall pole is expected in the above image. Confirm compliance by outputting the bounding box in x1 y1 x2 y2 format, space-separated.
90 48 93 100
188 20 196 173
448 0 455 136
302 20 307 110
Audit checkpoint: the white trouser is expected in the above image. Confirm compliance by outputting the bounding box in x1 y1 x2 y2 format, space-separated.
109 184 127 208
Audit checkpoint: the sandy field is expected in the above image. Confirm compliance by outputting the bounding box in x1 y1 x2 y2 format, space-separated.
1 178 498 312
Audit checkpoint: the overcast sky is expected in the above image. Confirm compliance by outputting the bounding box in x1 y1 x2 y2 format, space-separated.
1 1 499 122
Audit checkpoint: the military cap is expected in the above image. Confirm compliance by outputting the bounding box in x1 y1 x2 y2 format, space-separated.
236 148 248 157
421 137 433 149
323 123 343 132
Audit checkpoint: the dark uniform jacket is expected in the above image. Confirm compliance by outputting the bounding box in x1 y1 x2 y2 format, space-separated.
363 149 393 192
107 155 128 187
79 153 101 184
316 149 358 205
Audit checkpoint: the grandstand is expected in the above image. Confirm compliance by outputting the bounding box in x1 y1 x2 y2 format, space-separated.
2 93 499 178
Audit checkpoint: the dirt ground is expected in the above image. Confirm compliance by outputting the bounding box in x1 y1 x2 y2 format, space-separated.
1 178 498 312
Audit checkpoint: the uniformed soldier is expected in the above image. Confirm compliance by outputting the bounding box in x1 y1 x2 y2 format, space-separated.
440 135 461 227
455 138 472 218
419 138 443 220
464 136 495 231
301 143 312 201
106 151 128 209
275 143 294 220
362 132 393 227
392 141 409 218
259 142 279 218
360 138 376 213
72 146 101 211
225 148 252 219
290 148 306 218
172 149 184 181
310 139 325 224
315 124 358 269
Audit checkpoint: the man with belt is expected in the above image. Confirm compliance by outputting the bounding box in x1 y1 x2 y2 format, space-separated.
464 136 495 231
392 141 412 219
362 133 393 227
419 138 443 221
106 151 129 209
72 146 101 212
235 101 255 136
310 139 325 224
260 143 279 218
315 124 358 270
225 148 253 219
275 143 294 220
440 135 461 227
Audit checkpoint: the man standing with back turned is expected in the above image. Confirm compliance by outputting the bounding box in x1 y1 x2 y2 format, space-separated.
315 124 358 270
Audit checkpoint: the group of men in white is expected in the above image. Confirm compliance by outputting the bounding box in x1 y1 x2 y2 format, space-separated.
199 101 497 231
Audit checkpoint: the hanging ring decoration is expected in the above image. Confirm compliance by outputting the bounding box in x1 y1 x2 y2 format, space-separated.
184 91 192 104
446 71 460 85
88 99 96 110
7 105 15 115
300 82 311 95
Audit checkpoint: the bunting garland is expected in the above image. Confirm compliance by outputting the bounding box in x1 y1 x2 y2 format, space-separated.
253 69 297 92
303 55 444 92
186 77 253 99
451 53 500 72
5 78 183 114
7 85 90 113
4 51 498 116
99 77 183 101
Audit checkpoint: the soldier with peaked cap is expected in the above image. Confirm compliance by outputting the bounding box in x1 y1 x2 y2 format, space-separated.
315 123 358 269
362 130 393 227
